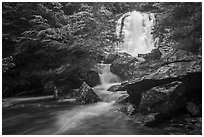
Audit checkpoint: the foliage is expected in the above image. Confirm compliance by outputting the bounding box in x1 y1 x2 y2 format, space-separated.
138 2 202 54
2 2 201 97
2 2 139 97
2 56 15 73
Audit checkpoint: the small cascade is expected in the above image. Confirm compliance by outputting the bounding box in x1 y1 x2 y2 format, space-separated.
116 11 158 57
55 65 129 134
98 63 121 89
93 63 129 103
47 64 129 134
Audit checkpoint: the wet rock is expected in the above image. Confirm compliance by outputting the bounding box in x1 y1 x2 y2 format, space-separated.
56 65 100 87
110 50 201 107
138 48 162 61
110 51 163 80
75 82 100 104
117 103 137 115
139 81 186 114
107 84 122 92
110 53 139 79
103 53 120 64
130 113 144 124
104 52 135 64
165 116 202 135
162 49 201 62
79 69 100 87
185 102 201 116
111 49 201 80
53 64 100 95
142 113 169 127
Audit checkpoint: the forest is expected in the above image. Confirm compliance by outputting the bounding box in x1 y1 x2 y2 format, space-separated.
2 2 202 135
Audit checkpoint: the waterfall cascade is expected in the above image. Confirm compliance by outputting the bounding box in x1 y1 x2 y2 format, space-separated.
52 64 129 134
93 63 128 103
116 11 158 57
98 64 121 88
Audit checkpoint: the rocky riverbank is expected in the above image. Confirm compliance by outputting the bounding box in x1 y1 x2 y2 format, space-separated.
106 49 201 132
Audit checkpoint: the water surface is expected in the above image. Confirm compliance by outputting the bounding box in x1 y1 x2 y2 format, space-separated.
3 100 166 135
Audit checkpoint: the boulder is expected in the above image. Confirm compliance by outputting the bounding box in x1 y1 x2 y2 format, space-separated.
75 82 100 104
110 56 164 80
56 64 100 87
138 48 162 61
103 53 119 64
107 84 122 92
185 102 201 116
104 52 134 64
111 49 201 80
53 64 100 95
76 69 100 87
110 52 139 80
129 112 170 127
142 113 169 127
139 81 186 114
110 49 201 106
110 50 164 80
117 103 138 115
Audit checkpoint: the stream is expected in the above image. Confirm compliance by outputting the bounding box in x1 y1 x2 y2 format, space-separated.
2 63 201 135
3 100 168 135
2 10 201 135
3 99 201 135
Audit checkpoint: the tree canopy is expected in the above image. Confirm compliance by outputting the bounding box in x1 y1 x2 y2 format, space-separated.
2 2 202 97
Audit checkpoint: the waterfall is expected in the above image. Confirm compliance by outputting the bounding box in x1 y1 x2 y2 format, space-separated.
93 63 129 103
55 64 129 134
98 64 121 88
116 11 158 57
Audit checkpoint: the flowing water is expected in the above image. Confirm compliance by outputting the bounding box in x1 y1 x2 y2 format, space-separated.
116 11 158 57
3 99 202 135
3 63 134 135
3 101 168 135
93 63 129 103
2 64 201 135
2 11 199 134
2 63 141 135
